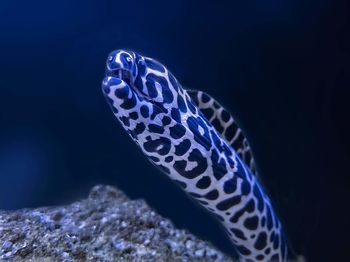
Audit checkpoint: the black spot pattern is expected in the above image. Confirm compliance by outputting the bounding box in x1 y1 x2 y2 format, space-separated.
210 149 227 180
256 254 265 261
137 59 146 76
120 92 137 109
145 76 159 98
201 108 215 120
174 139 191 156
225 122 238 142
169 124 186 139
133 122 145 136
244 151 252 166
233 157 248 180
216 195 241 211
134 74 143 90
204 189 219 200
150 104 163 120
148 124 164 134
187 116 211 151
221 109 231 122
201 93 211 103
213 102 220 109
241 180 251 195
177 95 187 113
232 132 245 152
223 176 237 193
173 149 208 179
165 156 173 163
244 216 259 230
231 228 247 240
129 111 138 120
254 232 268 250
146 73 173 104
140 105 149 118
171 108 181 123
230 199 255 223
212 117 224 134
161 115 171 126
114 85 128 99
143 137 171 156
196 176 211 189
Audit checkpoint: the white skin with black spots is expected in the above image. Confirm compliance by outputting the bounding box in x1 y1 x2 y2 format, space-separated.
102 50 288 261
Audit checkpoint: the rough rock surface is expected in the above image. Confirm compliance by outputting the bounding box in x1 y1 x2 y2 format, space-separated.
0 185 231 261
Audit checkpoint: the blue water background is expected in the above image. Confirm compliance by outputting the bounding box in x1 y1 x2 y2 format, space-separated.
0 0 349 261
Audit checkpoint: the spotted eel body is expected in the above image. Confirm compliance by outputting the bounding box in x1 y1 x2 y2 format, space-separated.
102 50 288 261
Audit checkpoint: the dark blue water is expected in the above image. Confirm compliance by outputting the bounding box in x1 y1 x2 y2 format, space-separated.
0 0 349 261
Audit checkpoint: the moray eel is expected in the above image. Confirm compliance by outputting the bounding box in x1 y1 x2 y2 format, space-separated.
102 50 288 261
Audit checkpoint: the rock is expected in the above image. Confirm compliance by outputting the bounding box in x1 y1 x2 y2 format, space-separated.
0 185 231 261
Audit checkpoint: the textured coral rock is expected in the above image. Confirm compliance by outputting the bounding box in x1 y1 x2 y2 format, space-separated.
0 185 231 261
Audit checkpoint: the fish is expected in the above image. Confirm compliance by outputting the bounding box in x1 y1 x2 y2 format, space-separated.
101 50 288 261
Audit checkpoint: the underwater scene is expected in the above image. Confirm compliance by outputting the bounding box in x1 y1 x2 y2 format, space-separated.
0 0 349 261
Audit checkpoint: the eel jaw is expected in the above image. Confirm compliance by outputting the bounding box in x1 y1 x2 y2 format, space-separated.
106 68 149 100
107 69 133 87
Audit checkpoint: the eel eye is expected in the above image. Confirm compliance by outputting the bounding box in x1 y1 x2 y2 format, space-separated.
126 56 132 63
108 55 113 62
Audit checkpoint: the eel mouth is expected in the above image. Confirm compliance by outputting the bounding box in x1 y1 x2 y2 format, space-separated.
108 69 133 87
107 68 148 99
